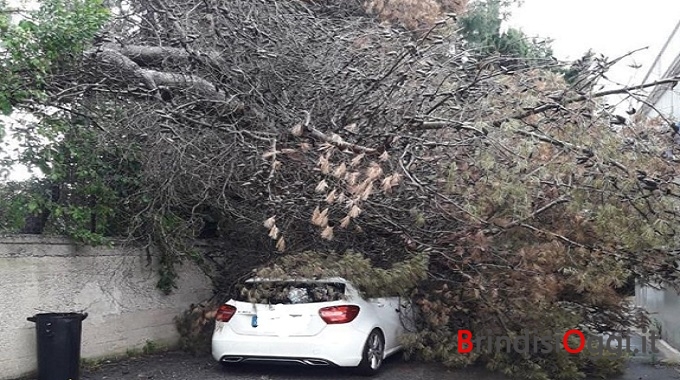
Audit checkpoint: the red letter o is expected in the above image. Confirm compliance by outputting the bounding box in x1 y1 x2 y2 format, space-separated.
562 329 585 354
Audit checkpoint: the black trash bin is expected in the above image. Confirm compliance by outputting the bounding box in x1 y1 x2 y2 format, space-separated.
27 312 88 380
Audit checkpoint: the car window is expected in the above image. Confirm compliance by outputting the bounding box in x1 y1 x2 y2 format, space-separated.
233 281 346 304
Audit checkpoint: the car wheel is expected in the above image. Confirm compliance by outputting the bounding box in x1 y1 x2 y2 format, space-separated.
357 329 385 376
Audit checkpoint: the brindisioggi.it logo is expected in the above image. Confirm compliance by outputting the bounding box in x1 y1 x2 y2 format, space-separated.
457 329 660 357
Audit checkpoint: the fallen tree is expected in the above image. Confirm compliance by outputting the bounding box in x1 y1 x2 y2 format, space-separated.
2 0 680 378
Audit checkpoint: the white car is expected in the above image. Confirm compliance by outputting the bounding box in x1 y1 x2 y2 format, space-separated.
211 277 412 376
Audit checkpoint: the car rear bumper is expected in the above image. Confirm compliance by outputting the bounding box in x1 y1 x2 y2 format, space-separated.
212 324 366 367
217 355 338 366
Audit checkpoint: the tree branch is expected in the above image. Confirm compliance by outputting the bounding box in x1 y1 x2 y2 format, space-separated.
493 75 680 127
301 111 377 154
412 119 488 135
503 197 570 229
89 46 230 103
565 76 680 104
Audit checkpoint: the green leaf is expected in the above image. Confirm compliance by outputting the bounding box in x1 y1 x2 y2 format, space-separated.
0 96 12 115
18 19 37 31
27 200 39 213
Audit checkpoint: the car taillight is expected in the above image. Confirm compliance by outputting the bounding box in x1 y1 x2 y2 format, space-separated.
319 305 360 324
215 305 236 322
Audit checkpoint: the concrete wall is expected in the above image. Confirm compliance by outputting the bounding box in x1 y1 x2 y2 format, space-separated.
635 283 680 350
0 235 213 380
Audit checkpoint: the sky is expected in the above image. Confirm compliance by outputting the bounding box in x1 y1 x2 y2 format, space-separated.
506 0 680 88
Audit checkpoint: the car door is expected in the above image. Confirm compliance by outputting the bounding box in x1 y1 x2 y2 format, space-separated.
368 296 403 351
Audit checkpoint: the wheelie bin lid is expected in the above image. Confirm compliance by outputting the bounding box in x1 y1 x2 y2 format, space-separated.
27 312 88 322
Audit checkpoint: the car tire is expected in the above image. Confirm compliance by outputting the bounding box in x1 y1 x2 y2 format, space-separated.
356 329 385 376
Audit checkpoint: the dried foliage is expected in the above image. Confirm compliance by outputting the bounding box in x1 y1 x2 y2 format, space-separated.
254 251 428 298
364 0 442 31
174 301 219 355
3 0 680 378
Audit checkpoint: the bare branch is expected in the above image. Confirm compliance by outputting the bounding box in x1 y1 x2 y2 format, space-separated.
566 76 680 104
493 75 680 127
89 46 231 103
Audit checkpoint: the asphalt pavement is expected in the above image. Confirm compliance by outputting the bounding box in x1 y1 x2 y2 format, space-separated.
74 350 680 380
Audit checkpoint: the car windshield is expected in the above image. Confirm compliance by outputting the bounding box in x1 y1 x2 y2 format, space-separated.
233 281 346 304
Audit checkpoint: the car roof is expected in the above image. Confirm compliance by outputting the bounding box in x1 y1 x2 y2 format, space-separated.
244 277 348 284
